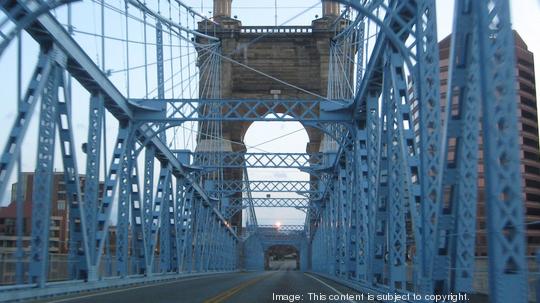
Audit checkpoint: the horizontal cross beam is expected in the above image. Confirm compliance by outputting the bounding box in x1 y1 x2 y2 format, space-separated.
209 180 319 194
258 225 305 232
129 98 353 122
229 198 311 208
189 152 333 169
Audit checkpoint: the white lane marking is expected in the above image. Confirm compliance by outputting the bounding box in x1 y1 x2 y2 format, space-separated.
304 273 357 303
46 274 237 303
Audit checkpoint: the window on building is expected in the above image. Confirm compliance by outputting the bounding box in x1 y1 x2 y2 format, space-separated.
57 200 66 210
524 151 539 161
521 96 536 108
523 137 539 149
519 69 535 83
10 183 17 202
527 193 540 203
525 165 540 175
518 58 531 66
520 83 536 95
523 124 539 135
526 179 540 188
521 110 538 122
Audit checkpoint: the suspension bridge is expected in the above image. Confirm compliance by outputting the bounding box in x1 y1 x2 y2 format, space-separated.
0 0 534 302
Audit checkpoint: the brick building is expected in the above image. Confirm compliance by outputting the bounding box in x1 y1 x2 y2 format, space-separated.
0 173 70 253
0 172 105 254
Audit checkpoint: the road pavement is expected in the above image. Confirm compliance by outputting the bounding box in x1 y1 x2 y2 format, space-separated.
32 271 368 303
31 270 490 303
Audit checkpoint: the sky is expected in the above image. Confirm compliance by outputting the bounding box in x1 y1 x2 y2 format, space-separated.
0 1 539 226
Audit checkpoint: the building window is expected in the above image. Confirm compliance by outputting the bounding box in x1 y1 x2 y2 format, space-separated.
521 109 538 122
519 69 535 83
518 58 531 66
10 183 17 202
523 124 539 135
521 96 536 108
524 151 539 161
527 193 540 203
523 137 539 149
526 179 540 188
525 165 540 175
520 83 536 95
57 201 66 210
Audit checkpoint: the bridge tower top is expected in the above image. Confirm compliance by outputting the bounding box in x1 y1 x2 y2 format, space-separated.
213 0 232 18
322 0 340 17
198 2 348 154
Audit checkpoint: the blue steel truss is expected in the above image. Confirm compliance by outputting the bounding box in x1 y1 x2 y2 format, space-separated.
190 152 335 170
130 98 353 123
241 198 311 208
208 180 320 194
0 0 530 302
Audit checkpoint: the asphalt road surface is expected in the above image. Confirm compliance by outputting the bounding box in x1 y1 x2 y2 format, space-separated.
31 271 490 303
33 271 368 303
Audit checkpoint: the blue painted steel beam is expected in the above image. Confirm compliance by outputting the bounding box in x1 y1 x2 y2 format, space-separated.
0 51 53 204
386 53 407 290
56 72 89 280
434 0 480 293
129 156 146 274
82 93 104 277
229 198 311 208
257 225 305 232
190 152 334 169
0 0 239 244
129 98 353 122
475 0 528 301
414 0 443 293
208 180 320 194
116 132 135 277
28 56 63 287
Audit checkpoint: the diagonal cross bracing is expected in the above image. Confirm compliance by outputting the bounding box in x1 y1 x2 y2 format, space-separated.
129 98 353 122
192 152 333 169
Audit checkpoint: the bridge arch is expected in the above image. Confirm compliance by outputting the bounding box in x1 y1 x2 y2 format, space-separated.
241 118 310 226
264 244 300 271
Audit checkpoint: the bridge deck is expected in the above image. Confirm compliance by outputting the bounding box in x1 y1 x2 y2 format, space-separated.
28 271 368 303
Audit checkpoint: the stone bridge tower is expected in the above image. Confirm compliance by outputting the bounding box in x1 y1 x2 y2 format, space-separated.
197 0 343 229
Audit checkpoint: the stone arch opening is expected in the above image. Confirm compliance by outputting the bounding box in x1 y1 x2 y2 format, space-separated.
265 245 300 271
243 118 310 227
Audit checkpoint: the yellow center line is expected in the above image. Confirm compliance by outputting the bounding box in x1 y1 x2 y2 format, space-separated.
203 272 274 303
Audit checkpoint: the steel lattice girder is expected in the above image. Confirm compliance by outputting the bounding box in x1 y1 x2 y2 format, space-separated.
0 0 237 240
432 0 480 293
0 0 529 300
207 180 320 194
0 0 240 286
190 152 334 169
1 1 240 251
227 198 312 208
258 225 305 232
0 51 54 202
475 0 528 301
28 55 63 286
129 98 353 122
